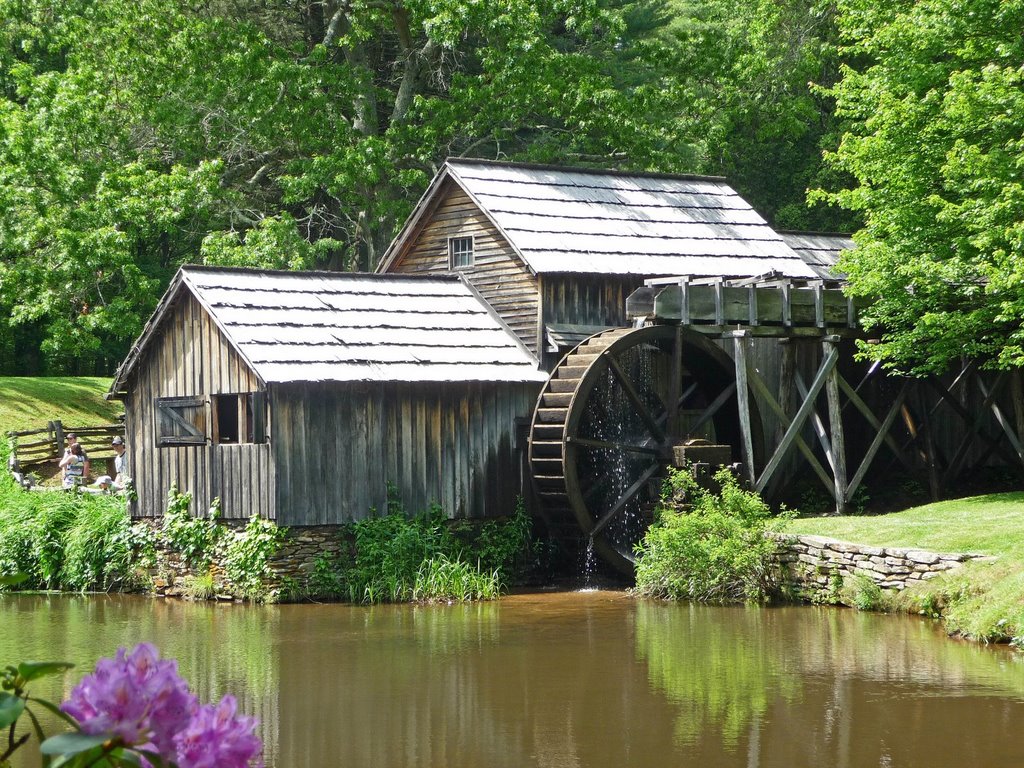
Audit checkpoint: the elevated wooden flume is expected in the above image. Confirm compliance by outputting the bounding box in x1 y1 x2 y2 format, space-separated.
528 275 1024 574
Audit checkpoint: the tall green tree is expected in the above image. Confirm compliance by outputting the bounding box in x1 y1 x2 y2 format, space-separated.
0 0 688 374
821 0 1024 373
663 0 850 231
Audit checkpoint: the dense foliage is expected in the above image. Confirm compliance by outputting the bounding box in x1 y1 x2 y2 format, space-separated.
821 0 1024 373
0 0 847 375
298 495 539 603
0 470 153 591
633 468 788 603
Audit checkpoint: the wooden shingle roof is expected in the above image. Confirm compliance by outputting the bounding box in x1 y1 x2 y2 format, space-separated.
380 159 819 279
779 232 853 281
110 266 546 391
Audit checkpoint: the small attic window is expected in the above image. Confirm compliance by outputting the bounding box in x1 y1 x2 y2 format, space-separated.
448 236 474 269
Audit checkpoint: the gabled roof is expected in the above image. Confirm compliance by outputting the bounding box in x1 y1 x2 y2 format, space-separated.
779 232 853 281
109 266 546 393
379 158 818 279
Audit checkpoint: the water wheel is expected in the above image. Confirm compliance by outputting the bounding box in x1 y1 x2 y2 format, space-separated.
528 325 761 575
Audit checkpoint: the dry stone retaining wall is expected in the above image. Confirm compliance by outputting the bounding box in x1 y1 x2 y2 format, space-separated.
141 522 342 600
774 533 991 593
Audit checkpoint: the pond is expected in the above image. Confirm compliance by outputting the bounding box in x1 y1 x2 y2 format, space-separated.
4 591 1024 767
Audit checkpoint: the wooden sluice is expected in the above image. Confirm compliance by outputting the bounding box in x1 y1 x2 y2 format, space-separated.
626 276 1024 512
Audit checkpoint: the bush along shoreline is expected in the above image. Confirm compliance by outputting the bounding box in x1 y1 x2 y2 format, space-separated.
633 465 1023 648
0 454 548 604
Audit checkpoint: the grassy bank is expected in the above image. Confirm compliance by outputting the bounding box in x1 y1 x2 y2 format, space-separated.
779 494 1024 644
0 377 121 434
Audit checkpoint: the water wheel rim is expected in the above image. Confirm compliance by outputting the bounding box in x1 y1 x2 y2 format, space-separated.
554 325 760 574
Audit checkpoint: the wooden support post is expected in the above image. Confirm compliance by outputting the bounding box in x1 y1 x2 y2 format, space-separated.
824 336 848 514
776 339 797 447
731 331 757 486
714 280 725 326
52 420 64 459
670 325 684 437
916 384 943 501
1013 370 1024 454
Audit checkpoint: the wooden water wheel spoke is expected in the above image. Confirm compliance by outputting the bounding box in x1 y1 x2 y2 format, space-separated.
605 354 668 442
588 461 663 538
528 325 761 576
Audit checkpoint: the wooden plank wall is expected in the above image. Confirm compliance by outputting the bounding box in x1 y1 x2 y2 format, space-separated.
271 381 539 525
125 291 271 520
383 180 541 355
541 274 643 329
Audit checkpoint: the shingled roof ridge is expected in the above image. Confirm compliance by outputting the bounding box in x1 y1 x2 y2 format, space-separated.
180 264 463 282
446 157 729 184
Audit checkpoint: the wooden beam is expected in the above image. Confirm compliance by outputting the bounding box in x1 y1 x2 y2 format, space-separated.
605 354 667 443
755 342 839 495
731 331 757 485
975 375 1024 467
745 358 836 496
589 461 662 537
846 381 910 499
794 371 837 472
837 376 916 472
824 338 848 513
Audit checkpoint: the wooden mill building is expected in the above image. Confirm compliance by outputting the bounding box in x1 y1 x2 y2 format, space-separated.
111 159 859 525
377 159 828 367
107 267 546 524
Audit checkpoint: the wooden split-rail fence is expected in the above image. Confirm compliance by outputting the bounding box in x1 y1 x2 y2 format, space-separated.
7 420 126 488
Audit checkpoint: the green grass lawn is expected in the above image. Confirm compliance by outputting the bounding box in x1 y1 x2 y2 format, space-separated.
779 493 1024 559
777 493 1024 643
0 377 122 434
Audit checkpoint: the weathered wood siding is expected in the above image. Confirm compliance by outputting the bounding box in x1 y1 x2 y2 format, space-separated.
540 274 643 329
123 292 274 520
384 180 542 354
270 381 538 525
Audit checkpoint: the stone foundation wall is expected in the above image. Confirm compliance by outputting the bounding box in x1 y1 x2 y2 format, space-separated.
140 521 343 600
773 533 991 594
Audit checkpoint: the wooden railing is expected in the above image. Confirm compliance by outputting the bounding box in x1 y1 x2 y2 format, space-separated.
7 420 126 481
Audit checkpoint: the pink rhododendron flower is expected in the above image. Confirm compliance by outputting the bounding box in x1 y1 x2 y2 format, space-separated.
61 643 197 756
174 695 263 768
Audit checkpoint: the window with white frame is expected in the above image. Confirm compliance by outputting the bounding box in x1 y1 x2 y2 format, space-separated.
448 236 474 269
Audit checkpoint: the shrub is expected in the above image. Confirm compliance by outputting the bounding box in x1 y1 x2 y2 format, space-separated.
309 496 538 604
221 516 287 601
162 486 223 568
842 574 887 612
633 467 789 603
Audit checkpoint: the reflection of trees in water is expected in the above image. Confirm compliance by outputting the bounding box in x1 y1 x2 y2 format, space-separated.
634 602 1024 766
634 601 801 748
8 595 1024 768
0 595 281 765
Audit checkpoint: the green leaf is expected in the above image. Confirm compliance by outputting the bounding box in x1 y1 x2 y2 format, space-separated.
0 691 26 729
40 731 112 756
30 695 82 728
0 573 29 586
17 662 75 683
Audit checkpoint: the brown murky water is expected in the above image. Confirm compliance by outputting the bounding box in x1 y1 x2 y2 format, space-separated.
4 590 1024 767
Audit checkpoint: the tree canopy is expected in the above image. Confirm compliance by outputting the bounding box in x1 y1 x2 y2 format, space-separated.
0 0 846 374
822 0 1024 374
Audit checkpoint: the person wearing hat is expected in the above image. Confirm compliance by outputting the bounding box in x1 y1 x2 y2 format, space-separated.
95 436 128 493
